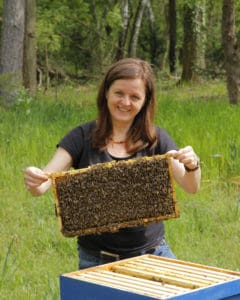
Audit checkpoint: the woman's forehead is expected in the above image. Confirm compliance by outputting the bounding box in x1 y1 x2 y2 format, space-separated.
109 78 145 92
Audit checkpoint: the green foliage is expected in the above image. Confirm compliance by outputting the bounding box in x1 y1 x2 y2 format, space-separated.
13 88 34 115
36 0 90 73
1 78 240 298
138 1 167 65
106 4 122 31
32 0 232 81
36 0 122 77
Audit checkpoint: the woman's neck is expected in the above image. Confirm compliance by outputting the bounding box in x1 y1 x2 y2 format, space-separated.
107 121 133 157
107 134 129 158
111 123 130 143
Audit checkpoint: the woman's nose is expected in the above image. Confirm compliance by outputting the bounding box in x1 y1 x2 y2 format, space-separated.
121 96 131 105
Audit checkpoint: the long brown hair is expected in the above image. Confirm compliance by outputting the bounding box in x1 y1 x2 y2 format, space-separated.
92 58 157 154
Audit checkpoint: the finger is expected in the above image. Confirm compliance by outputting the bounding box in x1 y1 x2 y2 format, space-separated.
24 173 49 190
25 167 48 181
166 150 178 158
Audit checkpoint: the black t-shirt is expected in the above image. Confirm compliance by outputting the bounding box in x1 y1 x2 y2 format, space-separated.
58 120 178 255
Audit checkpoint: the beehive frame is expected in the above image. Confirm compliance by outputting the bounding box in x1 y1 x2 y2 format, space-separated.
51 154 179 237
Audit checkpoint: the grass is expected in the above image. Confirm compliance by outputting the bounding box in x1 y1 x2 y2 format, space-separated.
0 80 240 299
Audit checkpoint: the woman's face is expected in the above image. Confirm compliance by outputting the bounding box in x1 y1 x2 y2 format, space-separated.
106 78 146 126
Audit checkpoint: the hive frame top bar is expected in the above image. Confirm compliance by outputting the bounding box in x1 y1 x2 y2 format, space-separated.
50 154 179 237
50 154 172 178
61 255 240 300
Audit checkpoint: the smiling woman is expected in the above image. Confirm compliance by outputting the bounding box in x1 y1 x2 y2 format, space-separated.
106 78 145 126
23 58 201 270
106 78 146 157
92 58 157 155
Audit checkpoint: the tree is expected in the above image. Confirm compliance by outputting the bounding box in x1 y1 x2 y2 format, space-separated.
13 0 226 83
204 0 224 78
115 0 130 60
222 0 240 104
128 0 148 57
146 0 157 65
23 0 37 94
181 3 196 81
195 2 206 73
181 1 206 82
0 0 25 106
169 0 176 74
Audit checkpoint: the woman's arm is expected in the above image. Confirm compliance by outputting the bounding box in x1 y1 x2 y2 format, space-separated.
24 147 72 196
167 146 201 194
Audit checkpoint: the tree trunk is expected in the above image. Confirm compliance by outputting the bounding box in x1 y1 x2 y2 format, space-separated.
181 2 206 82
23 0 37 94
146 0 157 65
222 0 240 104
195 3 206 71
169 0 176 74
0 0 25 106
128 0 148 57
45 44 50 90
115 0 130 60
181 4 197 82
89 0 104 71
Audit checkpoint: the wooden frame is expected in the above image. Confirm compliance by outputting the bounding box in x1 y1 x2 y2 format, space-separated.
51 154 179 237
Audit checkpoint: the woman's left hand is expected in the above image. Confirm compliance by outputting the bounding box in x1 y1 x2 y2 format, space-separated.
167 146 201 193
167 146 199 171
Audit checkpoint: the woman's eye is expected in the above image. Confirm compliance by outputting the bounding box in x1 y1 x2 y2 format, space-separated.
131 95 140 101
115 91 123 97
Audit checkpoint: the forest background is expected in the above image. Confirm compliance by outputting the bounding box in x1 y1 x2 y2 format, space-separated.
0 0 240 299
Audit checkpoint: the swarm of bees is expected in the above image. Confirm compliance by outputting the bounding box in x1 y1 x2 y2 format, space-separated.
51 155 179 237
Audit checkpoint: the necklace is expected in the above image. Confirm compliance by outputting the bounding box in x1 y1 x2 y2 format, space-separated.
109 137 126 144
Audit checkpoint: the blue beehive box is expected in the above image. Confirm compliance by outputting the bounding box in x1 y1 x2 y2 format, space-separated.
60 255 240 300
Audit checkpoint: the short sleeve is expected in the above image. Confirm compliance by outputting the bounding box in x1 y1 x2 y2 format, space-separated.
57 126 84 169
155 126 179 154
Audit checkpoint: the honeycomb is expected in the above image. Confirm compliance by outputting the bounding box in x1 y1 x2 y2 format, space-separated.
50 154 179 237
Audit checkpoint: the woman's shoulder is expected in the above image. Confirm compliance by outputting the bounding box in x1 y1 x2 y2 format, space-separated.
70 120 96 134
154 125 170 137
80 120 96 132
154 125 178 152
59 120 96 144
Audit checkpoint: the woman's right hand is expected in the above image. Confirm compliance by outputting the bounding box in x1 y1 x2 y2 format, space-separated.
24 166 50 196
24 147 73 196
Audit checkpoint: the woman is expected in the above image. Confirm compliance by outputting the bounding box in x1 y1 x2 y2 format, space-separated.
24 58 201 269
